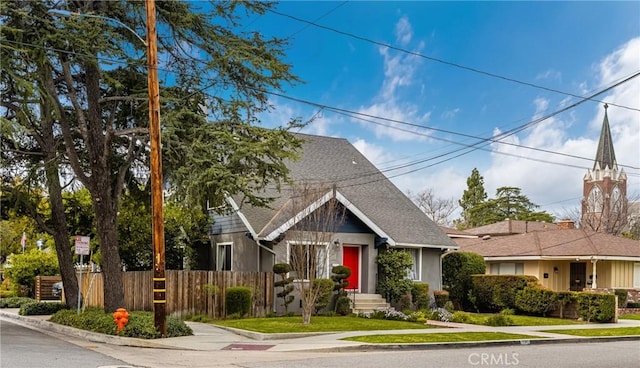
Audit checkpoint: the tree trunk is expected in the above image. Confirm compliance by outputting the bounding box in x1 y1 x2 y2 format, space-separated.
43 150 80 309
93 198 125 312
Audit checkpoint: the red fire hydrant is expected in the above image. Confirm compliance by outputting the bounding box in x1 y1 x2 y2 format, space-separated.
112 308 129 333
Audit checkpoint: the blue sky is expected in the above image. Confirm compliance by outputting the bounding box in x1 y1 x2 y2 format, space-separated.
242 1 640 223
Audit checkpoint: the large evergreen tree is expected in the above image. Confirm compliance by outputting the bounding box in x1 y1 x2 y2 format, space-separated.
456 168 488 229
1 0 302 311
471 187 554 225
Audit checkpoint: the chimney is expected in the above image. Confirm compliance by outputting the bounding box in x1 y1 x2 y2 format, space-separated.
557 219 575 230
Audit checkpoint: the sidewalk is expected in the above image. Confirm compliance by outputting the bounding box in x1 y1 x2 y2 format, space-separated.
1 308 639 353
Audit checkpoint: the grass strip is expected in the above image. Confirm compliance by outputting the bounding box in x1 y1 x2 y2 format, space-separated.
540 327 640 337
212 316 436 333
342 332 544 344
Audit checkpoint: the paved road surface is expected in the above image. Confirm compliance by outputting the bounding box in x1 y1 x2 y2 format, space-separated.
0 319 132 368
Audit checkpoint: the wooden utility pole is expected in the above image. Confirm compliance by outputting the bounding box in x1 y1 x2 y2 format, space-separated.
145 0 166 337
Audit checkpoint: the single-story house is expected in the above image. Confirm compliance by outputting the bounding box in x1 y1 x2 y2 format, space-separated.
209 133 458 311
451 221 640 292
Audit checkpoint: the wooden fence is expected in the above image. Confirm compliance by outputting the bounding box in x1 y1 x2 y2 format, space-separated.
35 275 62 301
69 270 273 318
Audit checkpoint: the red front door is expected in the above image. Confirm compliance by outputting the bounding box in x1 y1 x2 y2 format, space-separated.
342 246 359 290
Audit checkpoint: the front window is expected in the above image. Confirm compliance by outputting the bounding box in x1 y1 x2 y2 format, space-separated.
288 242 329 280
399 248 421 281
216 242 232 271
490 263 524 275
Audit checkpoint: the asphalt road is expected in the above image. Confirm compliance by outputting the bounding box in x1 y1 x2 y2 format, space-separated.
0 319 132 368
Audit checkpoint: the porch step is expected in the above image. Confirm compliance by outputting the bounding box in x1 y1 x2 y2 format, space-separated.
348 293 390 314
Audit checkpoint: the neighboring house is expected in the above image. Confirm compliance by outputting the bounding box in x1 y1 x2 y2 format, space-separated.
453 222 640 292
209 133 458 310
461 219 558 237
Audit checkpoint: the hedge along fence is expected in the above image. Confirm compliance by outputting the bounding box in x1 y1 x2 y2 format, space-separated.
471 275 618 322
470 275 538 312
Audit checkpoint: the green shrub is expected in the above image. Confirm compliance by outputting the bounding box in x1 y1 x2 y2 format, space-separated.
500 308 515 316
411 283 430 310
515 285 558 316
335 295 352 316
433 290 449 308
225 287 252 317
614 289 628 308
451 311 471 323
273 263 294 314
471 275 538 312
3 249 59 297
376 250 414 302
627 302 640 308
19 301 68 315
484 314 513 326
312 278 335 314
576 292 616 323
442 251 485 310
0 297 36 308
49 308 193 338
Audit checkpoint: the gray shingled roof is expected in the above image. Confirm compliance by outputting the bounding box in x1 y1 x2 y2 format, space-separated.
234 133 457 249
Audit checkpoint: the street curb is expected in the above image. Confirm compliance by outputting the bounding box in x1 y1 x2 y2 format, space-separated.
294 335 640 353
0 310 179 350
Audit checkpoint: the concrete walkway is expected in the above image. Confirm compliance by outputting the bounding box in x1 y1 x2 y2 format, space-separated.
1 308 639 352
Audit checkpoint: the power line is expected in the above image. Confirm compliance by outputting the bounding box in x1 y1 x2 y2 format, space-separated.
267 8 640 113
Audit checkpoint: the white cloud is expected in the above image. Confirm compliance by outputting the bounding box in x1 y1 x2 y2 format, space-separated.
481 36 640 216
536 69 561 81
355 16 430 142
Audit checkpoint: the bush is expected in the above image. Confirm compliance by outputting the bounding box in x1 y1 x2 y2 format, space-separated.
411 283 430 310
225 287 252 317
614 289 628 308
433 290 449 308
3 249 59 297
471 275 538 312
376 250 414 303
627 302 640 308
0 297 36 308
430 307 453 322
451 311 471 323
484 314 513 326
312 278 335 314
515 285 558 316
273 263 294 314
49 308 193 338
19 301 68 315
576 292 616 323
335 295 352 316
442 251 485 310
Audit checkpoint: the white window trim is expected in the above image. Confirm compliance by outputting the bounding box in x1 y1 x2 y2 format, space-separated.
286 240 330 281
398 247 422 282
216 242 233 271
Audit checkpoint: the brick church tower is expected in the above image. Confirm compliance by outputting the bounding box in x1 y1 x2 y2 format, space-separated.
581 104 628 234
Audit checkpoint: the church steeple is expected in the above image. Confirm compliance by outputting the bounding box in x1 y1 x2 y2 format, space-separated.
593 104 617 170
581 104 628 234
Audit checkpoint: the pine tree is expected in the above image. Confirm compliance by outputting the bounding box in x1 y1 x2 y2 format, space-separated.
456 168 488 229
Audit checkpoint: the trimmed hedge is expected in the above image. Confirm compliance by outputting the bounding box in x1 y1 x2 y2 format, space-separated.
0 297 36 308
19 301 68 316
576 292 616 322
411 283 431 310
49 308 193 338
225 286 252 317
432 290 449 308
471 275 538 312
515 285 558 316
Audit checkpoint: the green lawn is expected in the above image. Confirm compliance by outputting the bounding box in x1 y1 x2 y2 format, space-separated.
540 327 640 337
459 313 583 326
619 313 640 321
211 316 436 333
343 332 545 344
